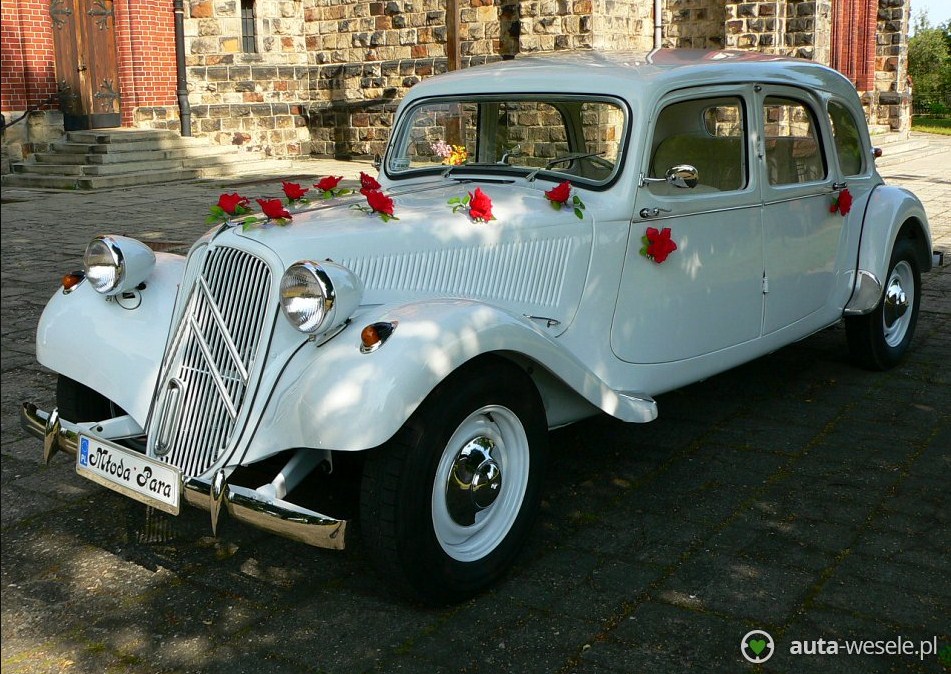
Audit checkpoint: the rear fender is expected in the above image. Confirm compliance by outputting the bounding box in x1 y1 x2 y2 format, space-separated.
242 299 656 458
36 253 185 423
845 185 932 315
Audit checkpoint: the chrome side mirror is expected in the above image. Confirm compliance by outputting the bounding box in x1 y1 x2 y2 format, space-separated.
666 164 699 189
640 164 699 189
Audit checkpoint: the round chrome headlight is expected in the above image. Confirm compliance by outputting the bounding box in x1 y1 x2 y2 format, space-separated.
82 235 156 297
280 260 364 335
280 261 333 333
83 236 123 294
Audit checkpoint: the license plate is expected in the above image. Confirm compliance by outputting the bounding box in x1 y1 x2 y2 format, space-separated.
77 435 181 515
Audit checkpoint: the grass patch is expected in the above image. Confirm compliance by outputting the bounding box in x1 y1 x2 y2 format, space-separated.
911 118 951 135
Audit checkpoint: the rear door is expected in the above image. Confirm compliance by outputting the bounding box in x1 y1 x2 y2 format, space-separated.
757 87 845 335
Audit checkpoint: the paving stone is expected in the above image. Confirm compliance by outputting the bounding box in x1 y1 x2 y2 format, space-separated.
1 149 948 673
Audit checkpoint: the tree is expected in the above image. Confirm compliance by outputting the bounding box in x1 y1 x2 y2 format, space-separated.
908 11 951 101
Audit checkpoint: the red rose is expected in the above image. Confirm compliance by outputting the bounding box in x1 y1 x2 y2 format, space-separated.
257 198 292 220
282 181 309 201
835 188 853 216
217 193 250 215
365 189 395 216
645 226 678 263
359 171 381 194
545 180 572 205
468 187 494 222
315 175 343 192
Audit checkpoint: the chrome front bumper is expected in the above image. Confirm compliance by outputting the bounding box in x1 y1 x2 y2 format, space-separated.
20 402 347 550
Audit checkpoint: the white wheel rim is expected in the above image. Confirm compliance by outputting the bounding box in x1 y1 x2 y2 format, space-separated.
882 260 914 348
432 405 530 562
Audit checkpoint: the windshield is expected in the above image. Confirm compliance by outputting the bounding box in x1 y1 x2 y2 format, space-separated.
386 95 628 186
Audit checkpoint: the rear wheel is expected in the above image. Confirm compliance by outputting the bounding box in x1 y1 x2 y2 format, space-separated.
359 356 548 604
846 238 921 370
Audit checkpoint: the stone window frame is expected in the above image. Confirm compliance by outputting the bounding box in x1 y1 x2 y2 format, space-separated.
240 0 258 54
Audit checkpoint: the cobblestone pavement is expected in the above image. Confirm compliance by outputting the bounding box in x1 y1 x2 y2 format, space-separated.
1 141 949 674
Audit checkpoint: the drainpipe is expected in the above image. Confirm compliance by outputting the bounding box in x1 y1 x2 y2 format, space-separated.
173 0 192 136
654 0 663 49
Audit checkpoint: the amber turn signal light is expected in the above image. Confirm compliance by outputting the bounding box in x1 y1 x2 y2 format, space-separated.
61 270 86 292
360 321 397 353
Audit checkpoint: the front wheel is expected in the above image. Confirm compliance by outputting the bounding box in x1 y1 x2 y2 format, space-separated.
359 356 548 604
846 238 921 370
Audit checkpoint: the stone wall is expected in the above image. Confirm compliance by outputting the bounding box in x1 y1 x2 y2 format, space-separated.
664 0 725 49
122 0 914 158
871 0 911 132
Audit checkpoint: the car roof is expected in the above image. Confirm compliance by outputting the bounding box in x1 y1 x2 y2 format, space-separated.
401 49 859 104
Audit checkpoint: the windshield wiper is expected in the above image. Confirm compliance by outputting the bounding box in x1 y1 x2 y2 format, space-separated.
525 151 606 182
441 162 515 179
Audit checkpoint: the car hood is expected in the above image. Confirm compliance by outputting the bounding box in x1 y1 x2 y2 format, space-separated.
224 179 594 329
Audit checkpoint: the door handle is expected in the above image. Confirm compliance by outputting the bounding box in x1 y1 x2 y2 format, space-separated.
639 207 672 218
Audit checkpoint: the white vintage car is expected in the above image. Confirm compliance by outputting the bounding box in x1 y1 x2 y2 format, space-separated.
23 50 933 603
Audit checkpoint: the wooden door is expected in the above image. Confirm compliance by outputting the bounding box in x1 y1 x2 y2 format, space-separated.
51 0 121 130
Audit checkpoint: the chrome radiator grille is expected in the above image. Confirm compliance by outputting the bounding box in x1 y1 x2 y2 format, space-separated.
150 246 273 477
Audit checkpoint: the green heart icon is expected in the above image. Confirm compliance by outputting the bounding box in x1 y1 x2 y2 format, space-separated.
748 639 767 656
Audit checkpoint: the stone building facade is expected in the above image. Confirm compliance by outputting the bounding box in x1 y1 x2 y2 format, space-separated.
1 0 913 164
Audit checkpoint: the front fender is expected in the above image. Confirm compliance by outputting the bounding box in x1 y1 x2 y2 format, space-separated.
36 253 185 423
244 299 656 456
845 185 932 314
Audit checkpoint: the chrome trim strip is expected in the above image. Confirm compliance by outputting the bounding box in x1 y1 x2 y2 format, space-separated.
635 202 759 222
22 403 347 551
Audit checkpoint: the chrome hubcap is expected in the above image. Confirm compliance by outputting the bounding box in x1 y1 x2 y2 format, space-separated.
446 438 503 526
882 260 914 348
883 281 908 327
432 405 530 562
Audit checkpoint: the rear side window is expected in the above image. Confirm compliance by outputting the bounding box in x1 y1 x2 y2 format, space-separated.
763 96 826 185
827 100 865 176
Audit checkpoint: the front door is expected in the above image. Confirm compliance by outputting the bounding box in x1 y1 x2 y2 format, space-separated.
613 87 764 364
51 0 121 130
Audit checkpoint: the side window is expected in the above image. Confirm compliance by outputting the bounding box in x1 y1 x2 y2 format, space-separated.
649 96 747 194
827 100 865 176
763 96 826 185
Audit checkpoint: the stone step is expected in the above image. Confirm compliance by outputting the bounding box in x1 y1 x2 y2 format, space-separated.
87 138 222 154
12 162 86 176
33 152 90 165
81 158 184 175
11 127 281 189
51 142 99 154
76 169 200 189
67 129 180 144
14 158 188 176
1 168 200 190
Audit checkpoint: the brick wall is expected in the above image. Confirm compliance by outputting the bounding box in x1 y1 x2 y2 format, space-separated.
1 0 60 163
1 0 58 110
114 0 179 127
